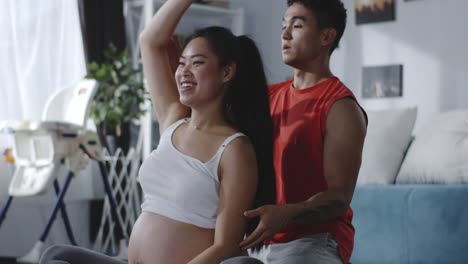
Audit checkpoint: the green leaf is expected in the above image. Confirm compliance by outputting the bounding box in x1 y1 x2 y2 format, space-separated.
86 44 148 135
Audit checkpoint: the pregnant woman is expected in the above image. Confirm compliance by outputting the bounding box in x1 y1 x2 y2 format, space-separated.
39 0 274 263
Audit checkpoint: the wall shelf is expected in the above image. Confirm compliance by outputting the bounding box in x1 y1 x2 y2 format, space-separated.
154 0 241 18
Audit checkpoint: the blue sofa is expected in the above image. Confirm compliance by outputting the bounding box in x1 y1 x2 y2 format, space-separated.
350 185 468 264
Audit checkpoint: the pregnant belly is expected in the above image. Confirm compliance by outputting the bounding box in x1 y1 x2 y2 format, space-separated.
128 212 214 264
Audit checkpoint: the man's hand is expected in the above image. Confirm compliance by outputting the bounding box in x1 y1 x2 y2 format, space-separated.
239 205 294 250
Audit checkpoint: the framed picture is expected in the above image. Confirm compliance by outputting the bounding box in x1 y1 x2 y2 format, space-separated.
362 65 403 98
355 0 396 25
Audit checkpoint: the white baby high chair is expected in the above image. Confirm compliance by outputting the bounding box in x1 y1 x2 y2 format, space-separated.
0 79 128 263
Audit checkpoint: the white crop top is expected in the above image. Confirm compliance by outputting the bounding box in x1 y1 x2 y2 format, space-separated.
139 118 246 229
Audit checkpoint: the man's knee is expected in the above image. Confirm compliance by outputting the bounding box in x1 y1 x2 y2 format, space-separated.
221 256 264 264
39 245 72 264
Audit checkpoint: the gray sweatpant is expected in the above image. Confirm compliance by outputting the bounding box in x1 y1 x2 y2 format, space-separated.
221 233 343 264
41 233 341 264
39 245 261 264
39 245 127 264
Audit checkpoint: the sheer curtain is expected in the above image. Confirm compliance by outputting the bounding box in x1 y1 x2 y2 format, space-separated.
0 0 86 121
0 0 86 195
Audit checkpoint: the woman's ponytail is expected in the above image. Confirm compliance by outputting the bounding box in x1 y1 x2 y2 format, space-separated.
187 27 276 239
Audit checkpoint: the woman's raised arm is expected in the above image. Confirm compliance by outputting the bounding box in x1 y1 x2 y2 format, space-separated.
139 0 192 133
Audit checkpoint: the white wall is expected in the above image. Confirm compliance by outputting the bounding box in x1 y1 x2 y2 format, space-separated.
230 0 290 83
333 0 468 131
231 0 468 131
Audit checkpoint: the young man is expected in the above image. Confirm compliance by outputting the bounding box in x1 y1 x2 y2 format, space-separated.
223 1 367 264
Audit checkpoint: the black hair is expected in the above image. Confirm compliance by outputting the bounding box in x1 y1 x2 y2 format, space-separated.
287 0 347 56
187 27 276 239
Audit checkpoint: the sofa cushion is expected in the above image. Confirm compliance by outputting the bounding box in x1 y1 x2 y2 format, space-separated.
396 110 468 184
351 185 468 264
357 107 417 185
351 186 411 264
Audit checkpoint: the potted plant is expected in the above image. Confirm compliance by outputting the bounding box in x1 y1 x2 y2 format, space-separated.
86 44 147 154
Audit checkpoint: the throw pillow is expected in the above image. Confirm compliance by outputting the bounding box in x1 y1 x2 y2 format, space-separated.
357 107 418 185
396 110 468 184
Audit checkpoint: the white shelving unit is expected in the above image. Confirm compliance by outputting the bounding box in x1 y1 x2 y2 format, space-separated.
140 0 245 158
153 0 244 35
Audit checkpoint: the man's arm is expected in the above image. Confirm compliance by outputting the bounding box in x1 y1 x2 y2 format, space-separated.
289 97 367 223
240 98 366 250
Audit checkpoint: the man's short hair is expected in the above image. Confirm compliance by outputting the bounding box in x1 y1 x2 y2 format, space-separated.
287 0 347 56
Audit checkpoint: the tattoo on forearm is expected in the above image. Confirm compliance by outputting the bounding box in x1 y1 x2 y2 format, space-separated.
292 200 346 224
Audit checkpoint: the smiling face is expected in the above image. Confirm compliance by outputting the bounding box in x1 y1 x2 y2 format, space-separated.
175 37 228 108
281 3 326 68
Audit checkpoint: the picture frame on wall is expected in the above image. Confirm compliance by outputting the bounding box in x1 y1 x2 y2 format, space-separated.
355 0 396 25
362 64 403 99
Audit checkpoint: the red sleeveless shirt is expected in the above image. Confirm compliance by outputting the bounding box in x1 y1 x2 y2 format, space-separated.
266 77 364 264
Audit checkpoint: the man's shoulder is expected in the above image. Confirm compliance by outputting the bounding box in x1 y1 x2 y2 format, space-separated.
325 77 358 102
329 77 351 92
268 79 293 96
